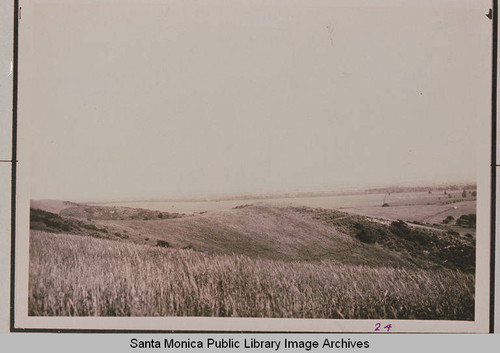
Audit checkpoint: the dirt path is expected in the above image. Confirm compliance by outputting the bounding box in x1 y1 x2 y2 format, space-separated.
420 206 459 223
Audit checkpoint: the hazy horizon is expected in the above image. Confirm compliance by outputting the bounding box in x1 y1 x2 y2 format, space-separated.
30 179 477 204
21 0 490 201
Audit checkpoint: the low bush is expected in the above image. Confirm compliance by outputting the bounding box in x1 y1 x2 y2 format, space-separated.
156 240 171 248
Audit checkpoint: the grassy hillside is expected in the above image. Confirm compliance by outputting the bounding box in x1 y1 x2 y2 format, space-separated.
30 205 475 271
60 205 184 221
29 202 476 320
91 205 418 268
296 207 475 273
30 208 115 238
29 231 474 319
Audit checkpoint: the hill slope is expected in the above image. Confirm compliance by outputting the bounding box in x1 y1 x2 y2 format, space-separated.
31 203 474 271
94 205 412 268
28 203 476 320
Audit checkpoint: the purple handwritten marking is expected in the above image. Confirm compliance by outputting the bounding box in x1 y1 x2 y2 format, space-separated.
374 323 392 332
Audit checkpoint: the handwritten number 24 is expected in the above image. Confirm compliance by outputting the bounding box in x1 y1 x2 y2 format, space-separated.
374 323 392 332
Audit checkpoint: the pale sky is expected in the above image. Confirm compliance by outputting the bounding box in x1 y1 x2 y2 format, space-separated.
21 0 491 201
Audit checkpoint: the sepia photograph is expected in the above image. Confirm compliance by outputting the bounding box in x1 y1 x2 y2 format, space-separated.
13 0 493 332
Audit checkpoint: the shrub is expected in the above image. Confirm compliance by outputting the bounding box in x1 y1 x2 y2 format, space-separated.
442 216 454 224
390 220 410 238
156 240 171 248
356 228 379 244
456 214 476 228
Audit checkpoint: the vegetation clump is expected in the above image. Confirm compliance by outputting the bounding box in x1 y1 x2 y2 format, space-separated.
301 208 475 273
355 227 379 244
30 208 109 236
233 204 253 209
442 216 454 224
156 240 171 248
456 214 476 228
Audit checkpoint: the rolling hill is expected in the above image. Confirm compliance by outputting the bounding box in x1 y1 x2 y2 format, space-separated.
30 202 474 272
28 200 476 319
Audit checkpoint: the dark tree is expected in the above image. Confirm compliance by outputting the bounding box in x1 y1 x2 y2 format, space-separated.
443 215 454 224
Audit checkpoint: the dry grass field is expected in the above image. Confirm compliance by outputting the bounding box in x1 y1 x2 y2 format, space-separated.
28 188 477 320
342 201 475 224
29 231 474 319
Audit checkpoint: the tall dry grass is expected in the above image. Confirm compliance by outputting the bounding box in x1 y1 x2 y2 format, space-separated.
29 231 474 320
